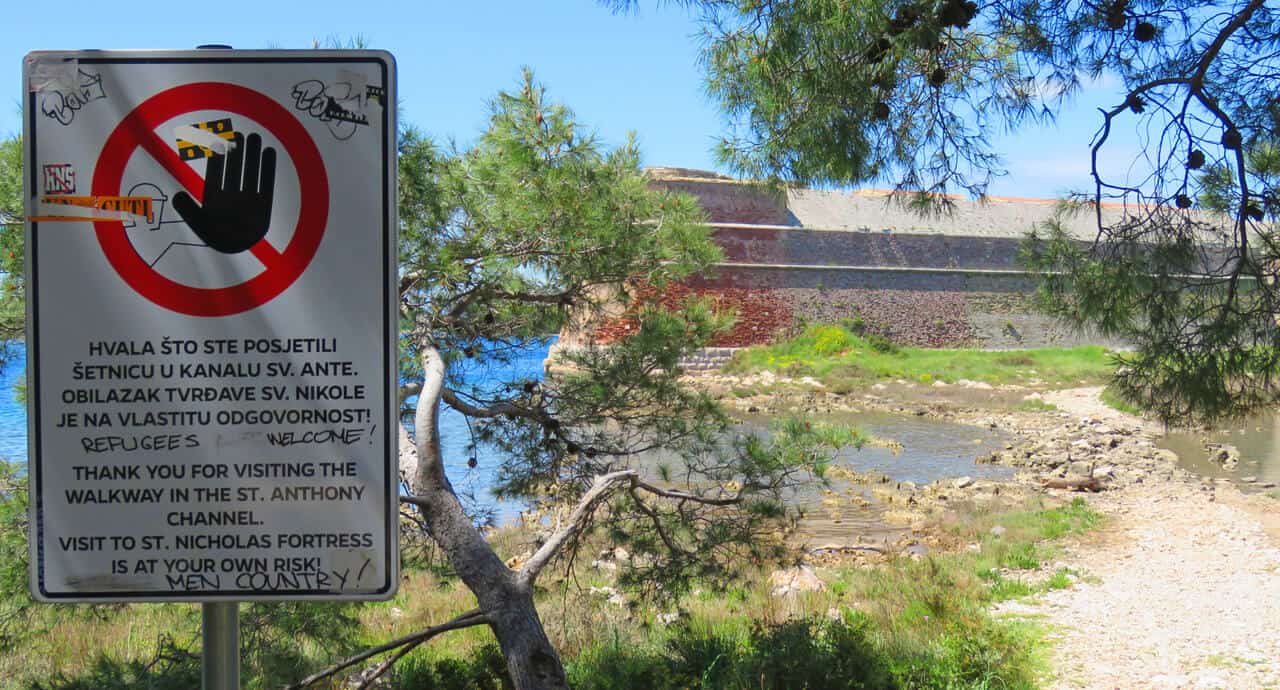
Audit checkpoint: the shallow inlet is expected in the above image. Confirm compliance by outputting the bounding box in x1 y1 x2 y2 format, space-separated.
735 411 1017 545
1160 415 1280 488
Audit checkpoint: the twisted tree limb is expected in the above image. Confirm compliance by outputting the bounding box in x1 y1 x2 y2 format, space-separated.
285 608 489 689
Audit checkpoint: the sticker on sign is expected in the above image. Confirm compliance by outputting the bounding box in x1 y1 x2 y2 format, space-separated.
23 49 398 602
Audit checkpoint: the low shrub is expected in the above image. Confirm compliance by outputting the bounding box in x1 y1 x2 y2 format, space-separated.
866 333 900 355
393 644 509 690
573 614 895 690
839 316 868 335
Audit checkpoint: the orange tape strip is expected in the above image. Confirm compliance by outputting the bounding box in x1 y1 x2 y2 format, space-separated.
40 195 153 223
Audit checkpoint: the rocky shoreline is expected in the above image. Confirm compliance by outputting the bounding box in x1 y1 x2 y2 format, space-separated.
689 373 1280 687
687 371 1276 557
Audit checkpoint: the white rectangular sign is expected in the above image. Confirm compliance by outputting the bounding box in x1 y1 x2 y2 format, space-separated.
23 50 398 601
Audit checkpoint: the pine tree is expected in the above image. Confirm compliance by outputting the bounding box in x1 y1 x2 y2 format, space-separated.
292 71 851 689
608 0 1280 422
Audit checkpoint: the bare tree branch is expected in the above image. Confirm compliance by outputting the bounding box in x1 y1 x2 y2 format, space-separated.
415 345 450 491
630 477 744 506
515 467 757 585
627 486 688 557
1192 0 1267 85
285 609 489 689
518 470 637 585
355 638 425 690
442 387 546 422
400 381 422 402
488 289 577 305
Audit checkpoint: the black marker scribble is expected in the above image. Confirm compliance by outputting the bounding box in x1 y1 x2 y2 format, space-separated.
289 79 380 141
40 70 107 126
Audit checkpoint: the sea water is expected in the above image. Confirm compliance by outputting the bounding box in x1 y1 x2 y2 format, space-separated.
0 346 25 462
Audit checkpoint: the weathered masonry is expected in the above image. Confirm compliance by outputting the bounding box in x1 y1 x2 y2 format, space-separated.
602 168 1135 354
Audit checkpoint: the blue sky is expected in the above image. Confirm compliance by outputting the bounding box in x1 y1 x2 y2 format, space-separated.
3 0 1136 200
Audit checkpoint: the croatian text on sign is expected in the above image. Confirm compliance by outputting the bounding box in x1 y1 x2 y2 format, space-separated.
24 50 398 601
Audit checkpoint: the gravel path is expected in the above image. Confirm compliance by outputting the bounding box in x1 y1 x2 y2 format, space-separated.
998 389 1280 689
1039 386 1161 433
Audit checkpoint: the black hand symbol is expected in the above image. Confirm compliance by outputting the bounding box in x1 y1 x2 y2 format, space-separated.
173 132 276 254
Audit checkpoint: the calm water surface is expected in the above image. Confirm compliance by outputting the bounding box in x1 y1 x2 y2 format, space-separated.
736 410 1017 544
0 347 25 462
1161 415 1280 486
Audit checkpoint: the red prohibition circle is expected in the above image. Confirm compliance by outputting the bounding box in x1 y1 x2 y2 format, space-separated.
92 82 329 317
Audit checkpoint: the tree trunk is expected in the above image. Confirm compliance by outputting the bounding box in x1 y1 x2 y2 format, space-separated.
407 346 570 690
487 585 570 690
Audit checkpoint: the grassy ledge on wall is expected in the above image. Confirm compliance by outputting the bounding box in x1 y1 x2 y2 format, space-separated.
722 324 1117 391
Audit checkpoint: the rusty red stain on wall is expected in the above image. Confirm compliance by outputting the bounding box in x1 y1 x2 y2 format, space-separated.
592 281 795 347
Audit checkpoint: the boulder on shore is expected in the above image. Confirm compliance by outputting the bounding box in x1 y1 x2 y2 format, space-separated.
1205 442 1240 470
768 565 826 597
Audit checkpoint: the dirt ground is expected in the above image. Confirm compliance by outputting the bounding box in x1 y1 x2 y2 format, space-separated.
997 388 1280 690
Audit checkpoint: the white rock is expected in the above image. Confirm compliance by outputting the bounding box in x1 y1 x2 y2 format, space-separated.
768 565 826 597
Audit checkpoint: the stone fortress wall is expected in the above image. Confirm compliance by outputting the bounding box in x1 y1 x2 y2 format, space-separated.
644 168 1134 351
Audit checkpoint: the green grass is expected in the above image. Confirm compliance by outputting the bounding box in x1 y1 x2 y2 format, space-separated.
1014 398 1059 413
724 325 1115 390
1099 384 1145 416
1042 568 1076 591
1022 497 1101 539
1267 490 1280 500
0 480 1102 690
564 496 1100 690
986 574 1035 601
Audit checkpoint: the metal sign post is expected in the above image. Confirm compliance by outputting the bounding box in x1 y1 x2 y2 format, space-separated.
203 601 239 689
